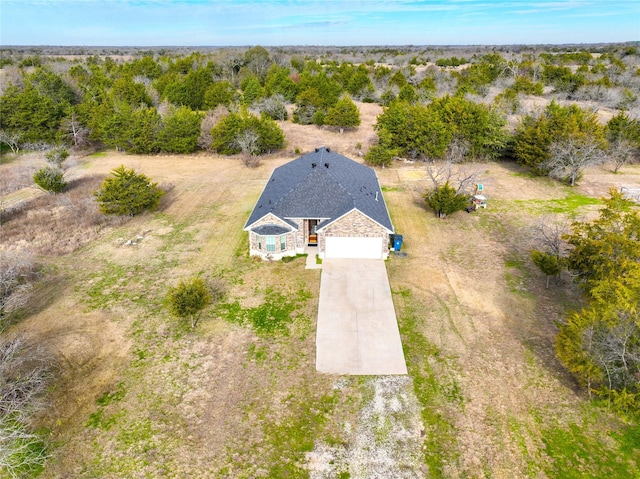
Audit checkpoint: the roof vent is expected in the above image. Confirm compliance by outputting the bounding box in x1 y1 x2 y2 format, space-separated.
326 147 330 152
312 162 316 168
375 191 379 201
315 147 319 153
324 163 329 168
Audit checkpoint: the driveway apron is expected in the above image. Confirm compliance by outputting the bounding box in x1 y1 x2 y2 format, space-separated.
316 259 407 375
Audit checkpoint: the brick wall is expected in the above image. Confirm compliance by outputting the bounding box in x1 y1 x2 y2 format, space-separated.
319 209 391 256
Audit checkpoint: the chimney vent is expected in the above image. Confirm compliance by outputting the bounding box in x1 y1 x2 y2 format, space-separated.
324 163 329 168
312 162 316 168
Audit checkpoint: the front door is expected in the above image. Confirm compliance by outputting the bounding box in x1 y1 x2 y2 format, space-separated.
308 219 318 245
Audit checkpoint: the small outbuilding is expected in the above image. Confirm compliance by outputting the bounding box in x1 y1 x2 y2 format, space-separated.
243 147 394 260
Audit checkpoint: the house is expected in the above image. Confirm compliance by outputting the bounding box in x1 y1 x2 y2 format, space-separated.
243 147 394 260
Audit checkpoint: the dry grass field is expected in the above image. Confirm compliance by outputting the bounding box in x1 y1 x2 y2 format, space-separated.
2 103 640 478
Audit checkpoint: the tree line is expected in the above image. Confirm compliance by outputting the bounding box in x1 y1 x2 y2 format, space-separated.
1 45 639 174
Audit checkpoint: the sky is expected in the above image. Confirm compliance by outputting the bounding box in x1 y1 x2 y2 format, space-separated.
1 0 639 47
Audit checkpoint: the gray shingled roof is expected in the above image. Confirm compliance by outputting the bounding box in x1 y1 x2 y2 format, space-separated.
244 147 394 232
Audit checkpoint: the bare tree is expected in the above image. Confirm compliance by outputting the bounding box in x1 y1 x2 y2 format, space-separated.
0 250 36 329
60 112 90 149
234 129 261 168
531 214 571 257
0 130 21 155
0 337 54 477
543 138 608 186
426 160 483 194
608 138 638 173
197 108 228 151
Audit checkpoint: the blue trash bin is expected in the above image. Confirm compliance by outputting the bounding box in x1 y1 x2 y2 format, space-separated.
393 234 403 251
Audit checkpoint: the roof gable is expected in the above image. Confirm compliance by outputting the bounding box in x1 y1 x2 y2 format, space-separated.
244 147 393 232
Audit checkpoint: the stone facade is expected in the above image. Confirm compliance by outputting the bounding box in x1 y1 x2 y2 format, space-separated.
247 210 391 260
247 213 297 259
318 209 391 258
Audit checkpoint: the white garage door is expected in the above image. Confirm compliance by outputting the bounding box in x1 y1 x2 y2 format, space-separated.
325 237 383 259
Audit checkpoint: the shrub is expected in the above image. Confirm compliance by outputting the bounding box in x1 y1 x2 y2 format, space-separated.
424 182 469 218
94 165 164 216
33 167 66 193
166 276 213 329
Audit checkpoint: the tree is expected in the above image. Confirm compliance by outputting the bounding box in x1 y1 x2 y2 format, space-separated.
556 278 640 407
543 137 607 186
425 158 483 195
324 95 360 131
514 101 605 173
33 167 66 193
234 128 261 167
364 144 396 168
0 85 66 143
94 165 165 216
60 110 90 149
128 106 162 154
166 276 212 329
374 101 451 160
263 64 299 102
605 112 640 172
531 214 570 257
203 80 237 109
157 106 202 154
240 75 264 105
424 182 469 218
530 250 563 288
556 190 640 410
427 95 507 160
164 68 214 110
564 190 640 290
0 130 21 154
109 76 152 107
0 251 35 329
0 337 53 477
33 147 70 193
252 94 288 121
210 110 284 157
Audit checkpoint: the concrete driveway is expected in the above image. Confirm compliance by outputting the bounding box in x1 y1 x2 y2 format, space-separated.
316 259 407 375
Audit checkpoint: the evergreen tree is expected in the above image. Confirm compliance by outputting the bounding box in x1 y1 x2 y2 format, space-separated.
424 182 469 218
324 95 361 131
94 166 165 216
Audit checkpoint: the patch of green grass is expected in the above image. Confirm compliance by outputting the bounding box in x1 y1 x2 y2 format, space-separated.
281 253 307 263
96 382 126 406
226 388 338 478
246 343 269 362
88 151 108 157
512 192 602 215
86 409 124 430
84 262 128 309
541 421 640 478
395 288 462 478
217 287 311 335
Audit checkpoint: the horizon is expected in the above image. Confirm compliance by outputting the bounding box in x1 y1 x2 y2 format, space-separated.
1 1 639 47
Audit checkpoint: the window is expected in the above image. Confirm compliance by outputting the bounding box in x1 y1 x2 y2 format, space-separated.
266 235 276 252
280 235 286 251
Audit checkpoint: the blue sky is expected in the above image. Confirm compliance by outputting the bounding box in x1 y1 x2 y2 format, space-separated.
1 0 638 46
